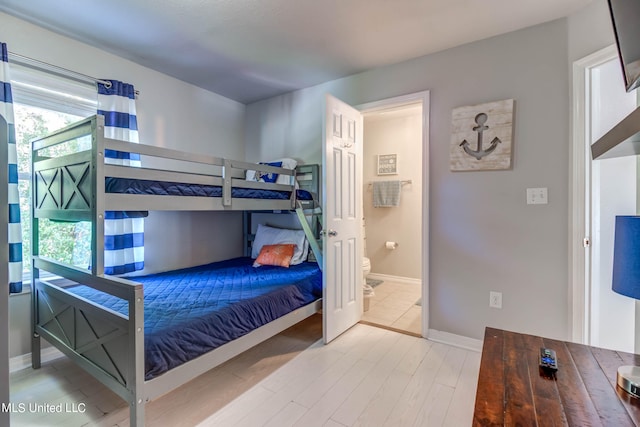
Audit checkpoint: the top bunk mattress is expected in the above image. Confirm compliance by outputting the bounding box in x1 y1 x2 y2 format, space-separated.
105 177 314 201
67 257 322 379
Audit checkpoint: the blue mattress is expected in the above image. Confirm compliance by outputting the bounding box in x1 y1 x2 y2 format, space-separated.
67 257 322 379
105 177 313 201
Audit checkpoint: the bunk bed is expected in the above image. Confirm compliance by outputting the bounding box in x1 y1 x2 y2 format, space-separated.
29 115 323 426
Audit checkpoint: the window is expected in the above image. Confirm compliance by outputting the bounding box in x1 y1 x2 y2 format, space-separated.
10 63 97 281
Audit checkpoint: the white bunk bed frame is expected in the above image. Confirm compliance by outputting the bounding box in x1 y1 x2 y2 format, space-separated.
29 115 322 426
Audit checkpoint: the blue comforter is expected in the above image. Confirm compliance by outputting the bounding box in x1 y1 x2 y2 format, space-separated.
68 257 322 379
105 177 313 200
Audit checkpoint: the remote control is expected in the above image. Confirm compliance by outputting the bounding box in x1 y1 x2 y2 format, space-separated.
539 347 558 373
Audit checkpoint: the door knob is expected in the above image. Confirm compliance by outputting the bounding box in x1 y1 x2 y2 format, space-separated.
321 229 338 237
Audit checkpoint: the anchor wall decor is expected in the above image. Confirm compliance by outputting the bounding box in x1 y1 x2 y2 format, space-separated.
450 99 514 171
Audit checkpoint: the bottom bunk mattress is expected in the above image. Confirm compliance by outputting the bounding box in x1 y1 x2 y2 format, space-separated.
67 257 322 379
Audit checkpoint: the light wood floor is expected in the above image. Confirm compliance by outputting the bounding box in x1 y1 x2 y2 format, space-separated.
9 315 480 426
361 280 422 336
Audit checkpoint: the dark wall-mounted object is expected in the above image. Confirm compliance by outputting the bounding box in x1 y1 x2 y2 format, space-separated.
608 0 640 92
591 1 640 160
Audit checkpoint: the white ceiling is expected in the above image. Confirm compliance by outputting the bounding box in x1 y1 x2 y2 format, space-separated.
0 0 593 104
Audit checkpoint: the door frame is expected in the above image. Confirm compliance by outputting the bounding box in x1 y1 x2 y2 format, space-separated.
358 90 430 337
570 45 618 344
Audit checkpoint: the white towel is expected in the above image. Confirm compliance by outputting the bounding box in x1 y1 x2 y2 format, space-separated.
373 180 402 207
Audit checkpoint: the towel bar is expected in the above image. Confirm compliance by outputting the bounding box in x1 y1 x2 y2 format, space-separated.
368 179 412 187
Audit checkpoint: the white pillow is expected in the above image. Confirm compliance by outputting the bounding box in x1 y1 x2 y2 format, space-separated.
246 158 298 186
251 223 309 265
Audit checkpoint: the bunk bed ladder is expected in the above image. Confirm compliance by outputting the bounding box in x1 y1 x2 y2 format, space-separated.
295 204 323 270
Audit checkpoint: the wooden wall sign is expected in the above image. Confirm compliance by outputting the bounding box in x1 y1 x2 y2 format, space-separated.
377 153 398 175
450 99 514 171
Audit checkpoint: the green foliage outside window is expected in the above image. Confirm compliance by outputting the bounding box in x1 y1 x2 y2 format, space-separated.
14 104 91 275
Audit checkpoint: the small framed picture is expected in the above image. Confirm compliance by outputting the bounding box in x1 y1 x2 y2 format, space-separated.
377 154 398 175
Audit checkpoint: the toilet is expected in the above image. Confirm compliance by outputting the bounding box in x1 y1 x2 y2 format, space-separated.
362 256 373 311
362 217 372 286
362 218 374 311
362 256 371 286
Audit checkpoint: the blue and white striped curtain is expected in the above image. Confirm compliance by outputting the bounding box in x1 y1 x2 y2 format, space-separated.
1 43 22 294
97 80 144 275
0 43 22 293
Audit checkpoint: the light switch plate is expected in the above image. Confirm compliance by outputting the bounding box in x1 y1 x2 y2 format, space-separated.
526 187 548 205
490 291 502 309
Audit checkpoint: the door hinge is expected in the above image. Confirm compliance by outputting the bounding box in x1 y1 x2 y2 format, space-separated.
583 237 590 248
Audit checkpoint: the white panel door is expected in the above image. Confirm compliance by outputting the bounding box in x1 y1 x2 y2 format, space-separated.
323 94 362 343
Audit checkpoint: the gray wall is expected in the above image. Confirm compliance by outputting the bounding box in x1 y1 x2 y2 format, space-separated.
9 292 50 358
568 0 616 63
246 19 573 341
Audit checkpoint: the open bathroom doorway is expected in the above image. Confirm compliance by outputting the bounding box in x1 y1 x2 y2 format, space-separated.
358 91 429 337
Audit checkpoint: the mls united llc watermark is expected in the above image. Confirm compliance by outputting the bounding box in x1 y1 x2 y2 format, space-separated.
2 402 86 414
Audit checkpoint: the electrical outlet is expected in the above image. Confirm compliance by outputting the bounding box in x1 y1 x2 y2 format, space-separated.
489 291 502 309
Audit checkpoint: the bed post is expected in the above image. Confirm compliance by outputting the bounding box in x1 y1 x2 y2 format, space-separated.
243 212 252 257
31 206 41 371
30 227 41 369
29 122 41 369
129 285 146 426
222 159 232 207
92 116 105 276
289 183 296 210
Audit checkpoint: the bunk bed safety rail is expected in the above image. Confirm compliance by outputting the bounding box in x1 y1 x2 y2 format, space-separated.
31 116 97 153
294 164 320 210
32 114 299 214
104 139 294 184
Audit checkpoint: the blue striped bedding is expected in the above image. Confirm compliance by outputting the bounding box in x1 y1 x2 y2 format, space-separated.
67 257 322 379
105 177 314 201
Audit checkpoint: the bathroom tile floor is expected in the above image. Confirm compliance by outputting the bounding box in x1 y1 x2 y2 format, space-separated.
361 280 422 336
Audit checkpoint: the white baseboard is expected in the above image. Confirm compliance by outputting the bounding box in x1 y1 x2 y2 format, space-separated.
10 346 65 373
367 273 421 286
427 329 483 352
